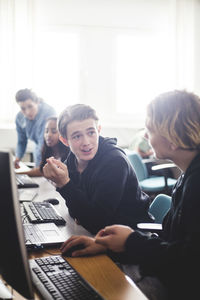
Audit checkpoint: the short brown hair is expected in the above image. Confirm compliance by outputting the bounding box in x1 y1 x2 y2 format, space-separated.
15 88 40 103
58 104 99 138
146 90 200 150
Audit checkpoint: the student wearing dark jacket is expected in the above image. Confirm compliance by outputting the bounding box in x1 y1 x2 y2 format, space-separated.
60 91 200 300
43 104 153 234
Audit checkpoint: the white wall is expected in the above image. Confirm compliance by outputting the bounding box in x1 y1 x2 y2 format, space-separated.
0 126 35 154
34 0 170 28
0 0 187 127
1 0 200 154
0 125 138 152
32 0 175 128
0 127 17 151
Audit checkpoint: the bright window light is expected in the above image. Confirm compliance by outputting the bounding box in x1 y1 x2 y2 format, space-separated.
33 31 80 114
116 33 176 116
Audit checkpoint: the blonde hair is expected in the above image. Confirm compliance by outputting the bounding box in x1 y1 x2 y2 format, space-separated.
146 90 200 150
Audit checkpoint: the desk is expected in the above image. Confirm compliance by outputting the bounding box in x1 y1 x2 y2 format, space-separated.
12 172 147 300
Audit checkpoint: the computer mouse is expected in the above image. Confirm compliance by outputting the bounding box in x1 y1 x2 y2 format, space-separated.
64 244 85 257
44 198 59 205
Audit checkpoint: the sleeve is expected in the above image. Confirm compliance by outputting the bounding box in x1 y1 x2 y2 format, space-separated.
15 116 28 159
58 156 130 234
124 174 200 279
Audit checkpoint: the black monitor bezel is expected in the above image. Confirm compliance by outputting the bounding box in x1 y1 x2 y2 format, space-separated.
0 149 34 299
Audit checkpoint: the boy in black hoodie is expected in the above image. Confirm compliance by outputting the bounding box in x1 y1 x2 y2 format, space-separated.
43 104 153 234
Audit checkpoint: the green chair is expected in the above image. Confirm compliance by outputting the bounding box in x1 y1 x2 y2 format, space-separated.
126 151 176 195
149 193 172 223
137 193 172 231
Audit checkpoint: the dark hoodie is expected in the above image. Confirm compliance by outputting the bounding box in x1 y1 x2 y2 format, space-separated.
57 136 153 234
123 153 200 299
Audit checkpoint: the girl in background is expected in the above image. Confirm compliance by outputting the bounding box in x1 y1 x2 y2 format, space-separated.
17 116 70 177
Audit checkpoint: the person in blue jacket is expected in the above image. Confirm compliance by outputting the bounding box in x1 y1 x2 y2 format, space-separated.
60 90 200 300
43 104 153 234
14 88 56 168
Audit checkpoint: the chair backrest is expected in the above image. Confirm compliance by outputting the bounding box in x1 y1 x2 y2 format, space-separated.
127 152 148 181
149 193 172 223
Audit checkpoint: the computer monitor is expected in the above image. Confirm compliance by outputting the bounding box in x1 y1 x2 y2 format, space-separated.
0 149 34 299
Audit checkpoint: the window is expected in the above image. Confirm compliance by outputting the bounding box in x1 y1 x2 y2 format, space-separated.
0 0 197 129
115 32 176 117
33 31 80 114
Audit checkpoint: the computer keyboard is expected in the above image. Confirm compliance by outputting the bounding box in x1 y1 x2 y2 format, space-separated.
23 202 66 225
16 174 39 188
29 255 105 300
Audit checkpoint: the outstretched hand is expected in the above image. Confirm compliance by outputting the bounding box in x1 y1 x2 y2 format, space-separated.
60 235 106 257
14 157 20 169
95 225 134 253
43 157 70 188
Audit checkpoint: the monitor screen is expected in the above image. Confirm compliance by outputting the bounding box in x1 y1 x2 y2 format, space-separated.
0 150 34 299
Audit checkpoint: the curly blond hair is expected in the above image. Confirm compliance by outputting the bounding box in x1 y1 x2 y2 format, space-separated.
146 90 200 150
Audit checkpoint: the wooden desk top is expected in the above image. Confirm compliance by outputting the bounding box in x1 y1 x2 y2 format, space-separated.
27 249 147 300
67 254 148 300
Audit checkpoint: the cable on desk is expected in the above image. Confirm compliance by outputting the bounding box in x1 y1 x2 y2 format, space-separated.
22 213 29 224
43 249 61 256
21 203 29 223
